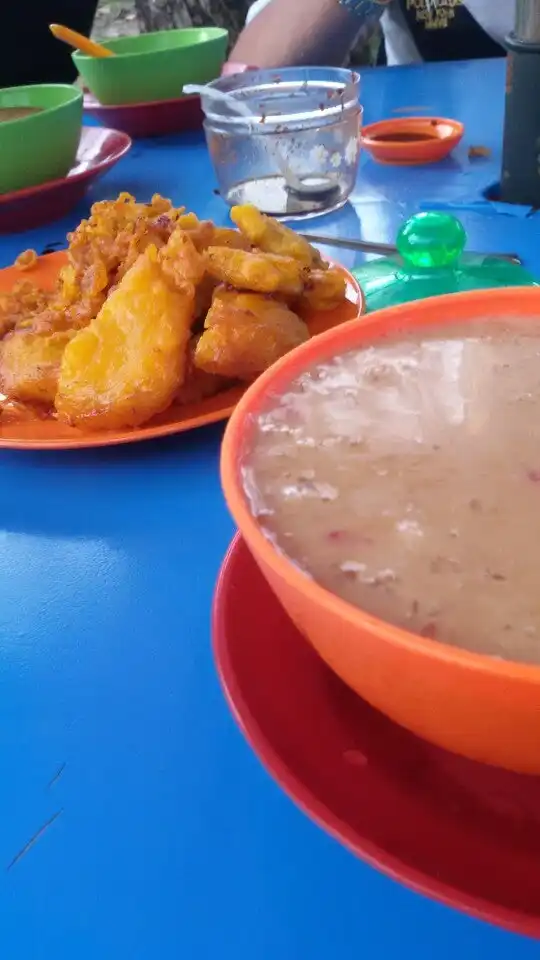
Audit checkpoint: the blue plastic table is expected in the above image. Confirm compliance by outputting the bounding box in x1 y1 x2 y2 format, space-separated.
1 58 539 958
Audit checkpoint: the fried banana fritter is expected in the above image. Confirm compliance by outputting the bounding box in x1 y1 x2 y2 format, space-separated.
61 192 181 305
194 289 309 380
175 337 230 406
204 247 308 297
0 193 183 341
176 214 251 253
211 227 252 251
231 204 324 267
0 282 53 340
55 239 195 430
297 267 347 313
0 329 75 405
1 193 350 431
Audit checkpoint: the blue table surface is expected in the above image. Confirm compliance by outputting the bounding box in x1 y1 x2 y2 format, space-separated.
1 58 539 958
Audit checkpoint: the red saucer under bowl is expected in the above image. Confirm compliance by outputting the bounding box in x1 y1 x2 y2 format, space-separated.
83 91 203 138
213 534 540 938
0 126 131 234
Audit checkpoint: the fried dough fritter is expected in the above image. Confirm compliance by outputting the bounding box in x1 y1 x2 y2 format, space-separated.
55 241 195 431
297 267 347 314
211 227 252 251
176 213 216 251
159 227 206 289
63 192 181 300
194 289 309 380
231 204 324 267
14 249 38 271
1 193 183 341
0 193 350 432
176 215 251 253
204 247 307 297
175 337 230 406
0 282 53 340
0 329 75 405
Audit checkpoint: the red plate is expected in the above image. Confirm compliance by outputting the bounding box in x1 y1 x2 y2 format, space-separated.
213 535 540 938
83 92 203 139
0 127 131 234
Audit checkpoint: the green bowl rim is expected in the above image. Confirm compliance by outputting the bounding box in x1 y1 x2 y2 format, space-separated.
0 84 82 125
73 27 229 63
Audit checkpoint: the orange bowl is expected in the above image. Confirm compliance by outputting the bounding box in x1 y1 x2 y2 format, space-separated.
361 116 464 165
221 286 540 775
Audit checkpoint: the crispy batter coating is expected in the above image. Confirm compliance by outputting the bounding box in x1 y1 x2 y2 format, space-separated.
194 289 309 380
204 247 307 297
55 241 195 430
211 227 252 251
176 213 216 251
159 227 206 289
0 193 182 340
176 215 251 253
14 249 38 271
175 337 230 405
231 204 324 267
0 282 53 340
297 267 347 313
0 329 75 405
62 192 180 303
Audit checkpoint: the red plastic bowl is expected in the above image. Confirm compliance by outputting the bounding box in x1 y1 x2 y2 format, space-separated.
214 535 540 939
0 126 131 233
83 91 203 138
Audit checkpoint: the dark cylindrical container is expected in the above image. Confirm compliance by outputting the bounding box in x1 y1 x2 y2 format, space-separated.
500 0 540 205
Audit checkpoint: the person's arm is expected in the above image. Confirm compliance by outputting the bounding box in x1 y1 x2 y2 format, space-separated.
231 0 389 68
463 0 515 46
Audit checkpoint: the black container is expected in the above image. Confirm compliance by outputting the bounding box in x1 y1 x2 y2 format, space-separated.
500 0 540 206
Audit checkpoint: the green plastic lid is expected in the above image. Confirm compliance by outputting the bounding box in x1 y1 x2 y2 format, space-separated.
353 212 538 312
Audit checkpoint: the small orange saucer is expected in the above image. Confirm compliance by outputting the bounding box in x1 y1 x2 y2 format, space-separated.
361 116 464 166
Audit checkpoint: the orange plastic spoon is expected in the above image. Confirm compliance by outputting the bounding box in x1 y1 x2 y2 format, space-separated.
49 24 114 58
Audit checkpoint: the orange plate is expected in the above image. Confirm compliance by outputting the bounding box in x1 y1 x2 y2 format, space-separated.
0 250 364 450
361 116 464 166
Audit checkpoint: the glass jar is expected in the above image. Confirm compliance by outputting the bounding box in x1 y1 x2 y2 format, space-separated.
201 67 362 220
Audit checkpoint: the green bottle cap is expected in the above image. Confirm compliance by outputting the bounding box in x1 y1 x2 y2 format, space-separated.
353 212 537 312
396 211 466 269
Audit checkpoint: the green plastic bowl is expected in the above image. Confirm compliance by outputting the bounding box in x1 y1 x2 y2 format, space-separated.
0 84 82 196
73 28 229 106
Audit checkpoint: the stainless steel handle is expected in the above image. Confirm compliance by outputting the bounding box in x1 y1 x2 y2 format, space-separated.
300 233 522 264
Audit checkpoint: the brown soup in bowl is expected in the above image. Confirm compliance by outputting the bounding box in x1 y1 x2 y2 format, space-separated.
0 106 43 122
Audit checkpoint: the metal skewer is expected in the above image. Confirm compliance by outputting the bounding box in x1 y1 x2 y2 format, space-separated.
299 233 522 265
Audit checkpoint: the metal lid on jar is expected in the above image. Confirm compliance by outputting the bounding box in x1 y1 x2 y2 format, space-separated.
199 67 360 132
513 0 540 44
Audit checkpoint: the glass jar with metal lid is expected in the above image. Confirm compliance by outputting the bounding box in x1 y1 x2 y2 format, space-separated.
200 67 362 220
